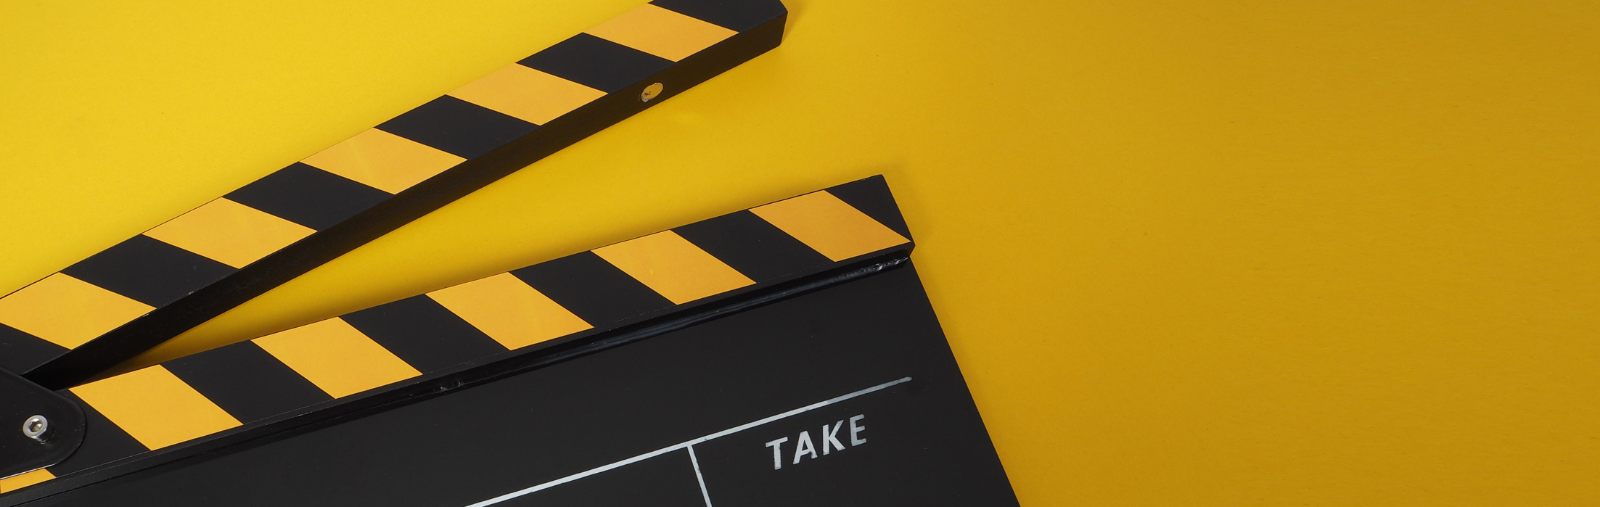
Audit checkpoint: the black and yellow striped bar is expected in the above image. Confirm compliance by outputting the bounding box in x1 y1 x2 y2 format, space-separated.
2 0 788 389
4 176 910 495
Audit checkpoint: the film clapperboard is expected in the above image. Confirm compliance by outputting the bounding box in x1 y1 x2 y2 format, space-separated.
0 1 1020 505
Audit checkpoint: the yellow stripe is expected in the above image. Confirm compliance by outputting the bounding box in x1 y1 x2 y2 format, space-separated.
301 129 465 194
427 273 591 350
750 191 910 262
0 469 54 493
68 365 240 450
592 230 754 304
0 273 153 349
253 318 420 398
449 65 606 126
586 4 737 62
143 198 315 269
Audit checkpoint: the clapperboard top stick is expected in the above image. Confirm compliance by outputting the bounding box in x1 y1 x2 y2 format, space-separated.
0 0 788 391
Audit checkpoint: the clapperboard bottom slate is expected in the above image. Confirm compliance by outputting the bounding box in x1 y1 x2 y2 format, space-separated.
8 177 1021 506
32 263 1017 506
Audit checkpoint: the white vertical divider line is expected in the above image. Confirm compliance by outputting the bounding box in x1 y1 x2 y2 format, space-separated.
464 376 912 507
687 445 714 507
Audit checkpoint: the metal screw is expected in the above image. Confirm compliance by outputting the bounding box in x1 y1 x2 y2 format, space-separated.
641 82 664 102
22 415 48 441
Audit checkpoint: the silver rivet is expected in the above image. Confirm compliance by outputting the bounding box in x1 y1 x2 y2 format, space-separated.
22 415 48 441
641 82 664 102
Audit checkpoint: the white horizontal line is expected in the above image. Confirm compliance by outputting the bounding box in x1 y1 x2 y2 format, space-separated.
464 376 913 507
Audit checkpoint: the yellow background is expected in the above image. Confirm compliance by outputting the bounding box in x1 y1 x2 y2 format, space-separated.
2 0 1597 504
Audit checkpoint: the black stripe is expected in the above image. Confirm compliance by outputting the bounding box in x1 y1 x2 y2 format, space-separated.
376 96 538 159
0 323 64 374
673 210 830 282
651 0 787 32
225 163 393 230
518 34 674 93
341 296 507 374
164 341 332 424
825 175 912 240
47 392 147 475
511 252 674 326
61 235 237 308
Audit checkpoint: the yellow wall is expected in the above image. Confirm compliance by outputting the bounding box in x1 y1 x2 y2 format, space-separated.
2 0 1597 504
